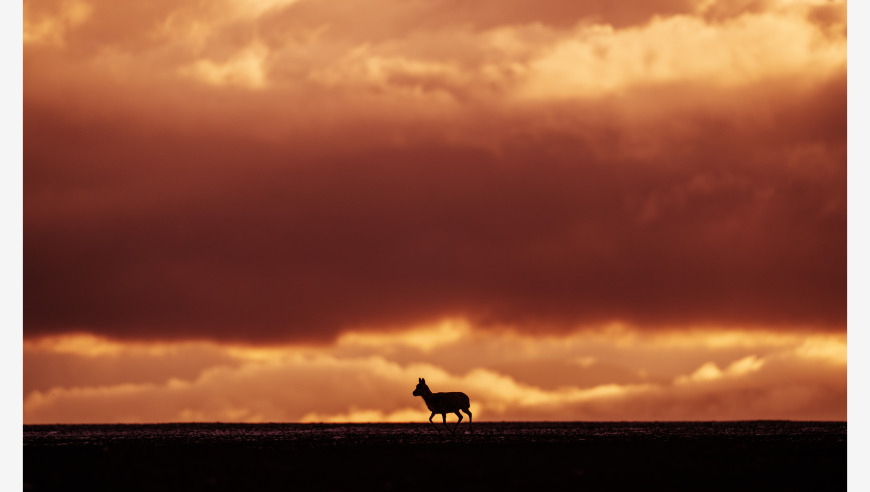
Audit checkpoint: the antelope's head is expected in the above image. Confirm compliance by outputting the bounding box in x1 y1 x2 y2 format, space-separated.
413 378 429 397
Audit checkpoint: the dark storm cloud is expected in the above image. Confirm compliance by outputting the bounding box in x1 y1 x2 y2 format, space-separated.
262 0 699 39
24 69 846 342
24 0 846 342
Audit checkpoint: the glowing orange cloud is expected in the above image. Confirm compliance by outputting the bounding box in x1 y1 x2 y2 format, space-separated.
24 325 845 423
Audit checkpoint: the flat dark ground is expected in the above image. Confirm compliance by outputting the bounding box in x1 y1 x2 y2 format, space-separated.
24 422 845 491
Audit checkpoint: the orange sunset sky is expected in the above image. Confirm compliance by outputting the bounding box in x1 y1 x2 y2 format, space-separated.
22 0 848 424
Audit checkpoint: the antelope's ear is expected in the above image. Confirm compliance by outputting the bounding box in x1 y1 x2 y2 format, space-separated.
418 378 423 383
421 378 426 384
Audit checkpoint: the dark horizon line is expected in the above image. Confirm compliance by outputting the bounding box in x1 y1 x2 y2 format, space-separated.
24 419 847 427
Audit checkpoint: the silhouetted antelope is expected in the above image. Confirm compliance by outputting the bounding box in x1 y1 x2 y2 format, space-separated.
412 378 472 434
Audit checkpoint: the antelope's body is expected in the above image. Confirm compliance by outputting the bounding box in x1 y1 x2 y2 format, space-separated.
413 378 473 433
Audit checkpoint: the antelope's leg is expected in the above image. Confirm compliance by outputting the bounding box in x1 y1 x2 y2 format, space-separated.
442 413 453 433
462 408 473 433
453 411 463 434
429 412 441 432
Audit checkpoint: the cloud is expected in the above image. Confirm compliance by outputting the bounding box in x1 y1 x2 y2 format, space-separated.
180 41 271 89
24 0 92 46
24 0 845 343
518 10 845 99
24 85 846 342
23 334 242 395
23 329 845 423
674 355 765 384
